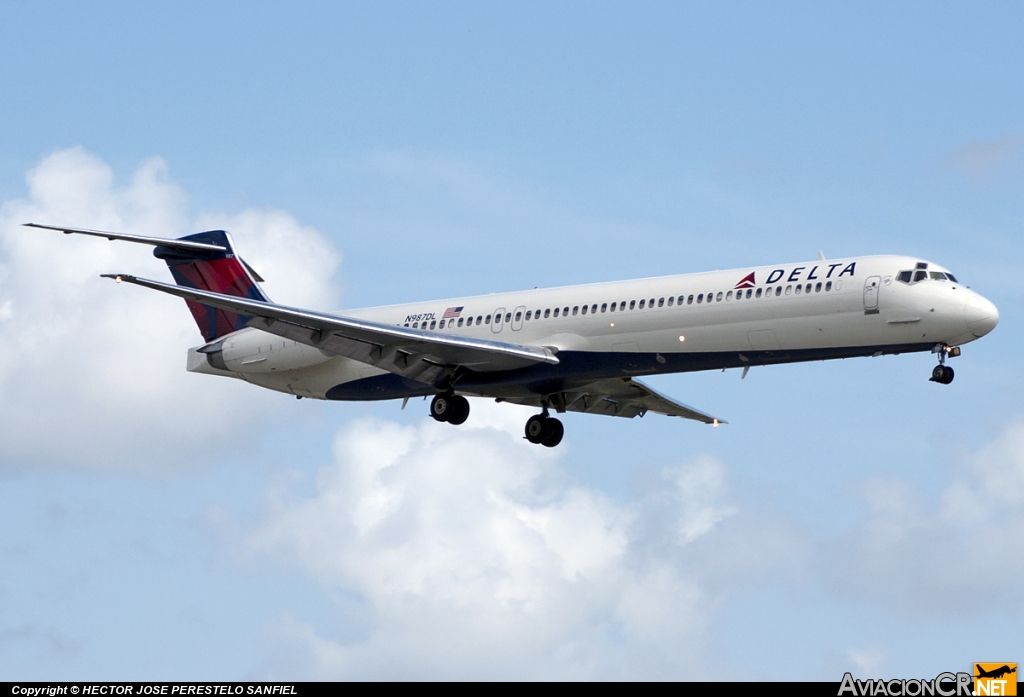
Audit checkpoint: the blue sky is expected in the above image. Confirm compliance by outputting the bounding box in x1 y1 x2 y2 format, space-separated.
1 1 1022 680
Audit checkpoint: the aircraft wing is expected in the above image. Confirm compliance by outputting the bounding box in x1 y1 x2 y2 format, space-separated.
504 377 725 424
103 274 558 386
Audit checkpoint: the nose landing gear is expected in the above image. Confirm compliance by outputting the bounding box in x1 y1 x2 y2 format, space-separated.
525 411 564 447
930 344 959 385
430 393 470 425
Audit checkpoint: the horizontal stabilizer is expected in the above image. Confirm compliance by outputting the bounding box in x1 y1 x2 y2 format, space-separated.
23 223 227 253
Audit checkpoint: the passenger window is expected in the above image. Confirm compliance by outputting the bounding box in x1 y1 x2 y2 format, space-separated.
896 270 912 284
413 322 419 328
591 304 598 313
610 302 616 312
430 320 436 329
726 291 733 301
477 316 483 325
649 298 655 307
745 289 751 299
404 323 410 327
667 296 674 306
601 303 607 313
785 285 792 295
716 292 723 302
553 308 560 317
543 309 550 318
755 288 762 298
775 287 782 296
658 297 664 307
619 301 626 311
679 295 686 305
697 294 703 304
914 270 927 282
815 283 821 292
441 319 448 328
505 313 512 322
804 284 811 293
563 307 569 315
795 285 802 295
639 299 645 309
688 295 694 304
573 306 579 315
581 305 588 315
525 311 531 320
825 282 832 291
458 318 464 326
515 312 522 322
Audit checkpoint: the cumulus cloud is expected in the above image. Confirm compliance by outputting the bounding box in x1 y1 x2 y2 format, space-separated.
820 417 1024 614
235 400 801 680
0 147 342 471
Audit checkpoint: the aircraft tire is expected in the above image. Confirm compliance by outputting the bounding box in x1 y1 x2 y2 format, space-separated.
541 418 564 448
942 366 954 384
447 395 470 425
430 394 453 422
525 415 547 443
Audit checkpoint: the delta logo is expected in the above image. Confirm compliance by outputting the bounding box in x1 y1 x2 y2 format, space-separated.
975 663 1017 696
733 262 858 289
734 272 756 289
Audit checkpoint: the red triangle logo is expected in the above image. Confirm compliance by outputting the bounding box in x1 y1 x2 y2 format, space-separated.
734 272 756 289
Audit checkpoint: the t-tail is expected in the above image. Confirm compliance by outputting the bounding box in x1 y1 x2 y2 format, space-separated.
153 230 269 342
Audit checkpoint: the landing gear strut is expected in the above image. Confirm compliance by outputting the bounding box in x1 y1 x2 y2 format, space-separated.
430 393 470 425
525 411 564 448
929 344 958 385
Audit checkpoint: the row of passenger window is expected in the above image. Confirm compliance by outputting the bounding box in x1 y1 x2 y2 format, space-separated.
404 280 840 330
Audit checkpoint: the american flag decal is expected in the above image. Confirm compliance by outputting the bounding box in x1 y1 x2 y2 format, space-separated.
442 306 464 319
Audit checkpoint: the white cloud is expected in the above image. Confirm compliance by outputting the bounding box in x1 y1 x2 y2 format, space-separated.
820 417 1024 613
0 147 342 471
236 400 796 680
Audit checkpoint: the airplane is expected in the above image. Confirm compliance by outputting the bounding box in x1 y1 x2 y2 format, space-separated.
23 223 999 447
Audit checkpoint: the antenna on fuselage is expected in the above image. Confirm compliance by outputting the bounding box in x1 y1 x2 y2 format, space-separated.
818 251 826 261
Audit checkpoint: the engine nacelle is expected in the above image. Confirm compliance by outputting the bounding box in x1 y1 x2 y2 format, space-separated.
191 329 331 375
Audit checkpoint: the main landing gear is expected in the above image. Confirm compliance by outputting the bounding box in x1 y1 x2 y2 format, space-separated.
929 344 959 385
525 411 564 448
430 393 470 425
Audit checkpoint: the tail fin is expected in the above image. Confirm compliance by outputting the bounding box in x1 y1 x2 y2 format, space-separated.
153 230 269 342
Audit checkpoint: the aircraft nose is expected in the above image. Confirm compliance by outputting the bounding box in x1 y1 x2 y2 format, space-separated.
964 296 999 338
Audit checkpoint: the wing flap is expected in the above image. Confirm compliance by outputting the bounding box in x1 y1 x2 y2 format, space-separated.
502 377 724 424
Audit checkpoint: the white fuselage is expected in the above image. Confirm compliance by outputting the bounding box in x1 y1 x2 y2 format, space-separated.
188 254 999 401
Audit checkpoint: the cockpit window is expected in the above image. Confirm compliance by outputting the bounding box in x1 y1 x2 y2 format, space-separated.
897 268 959 285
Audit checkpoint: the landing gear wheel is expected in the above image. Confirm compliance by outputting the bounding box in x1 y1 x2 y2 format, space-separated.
525 414 547 443
448 395 470 425
930 365 954 385
431 394 471 424
541 418 564 448
430 394 452 422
